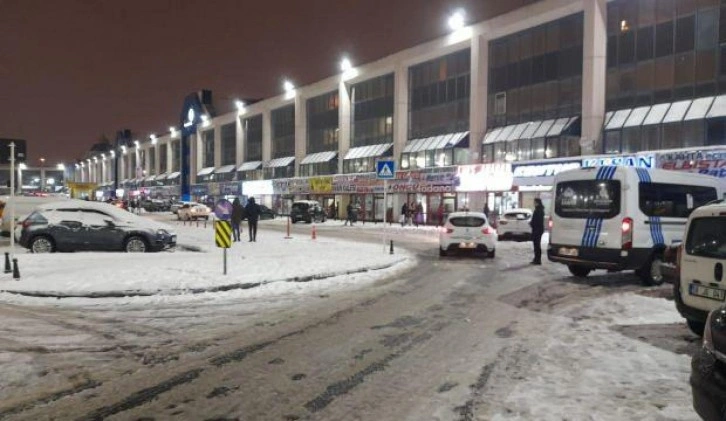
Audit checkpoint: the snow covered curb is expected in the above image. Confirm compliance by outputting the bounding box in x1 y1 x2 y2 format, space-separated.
0 258 409 299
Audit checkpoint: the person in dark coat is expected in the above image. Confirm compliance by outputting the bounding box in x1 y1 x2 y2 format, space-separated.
401 203 409 226
344 203 354 226
530 198 545 265
231 198 244 242
245 197 261 242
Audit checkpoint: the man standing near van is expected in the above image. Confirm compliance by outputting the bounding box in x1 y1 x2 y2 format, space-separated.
530 198 545 265
245 197 260 242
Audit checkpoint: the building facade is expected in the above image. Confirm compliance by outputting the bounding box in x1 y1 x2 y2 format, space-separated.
74 0 726 222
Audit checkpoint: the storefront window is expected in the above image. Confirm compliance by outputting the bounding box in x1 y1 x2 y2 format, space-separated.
661 123 682 149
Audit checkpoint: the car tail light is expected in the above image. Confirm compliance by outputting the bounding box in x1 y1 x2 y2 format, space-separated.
482 226 494 235
621 217 633 250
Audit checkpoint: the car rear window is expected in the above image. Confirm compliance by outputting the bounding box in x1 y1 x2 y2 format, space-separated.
686 217 726 259
292 203 310 211
449 216 486 227
25 211 48 225
555 180 621 219
503 212 530 220
639 183 717 218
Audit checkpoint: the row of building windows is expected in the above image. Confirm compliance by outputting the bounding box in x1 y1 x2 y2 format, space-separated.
299 160 338 178
202 129 214 168
351 74 395 147
603 117 726 154
271 105 295 158
221 123 236 166
244 115 263 162
307 91 339 153
481 136 581 163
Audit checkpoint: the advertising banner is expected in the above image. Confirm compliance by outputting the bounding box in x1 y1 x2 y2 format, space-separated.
657 149 726 178
456 163 513 192
310 177 333 193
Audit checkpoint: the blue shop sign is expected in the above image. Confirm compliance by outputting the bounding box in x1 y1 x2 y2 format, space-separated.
582 154 654 169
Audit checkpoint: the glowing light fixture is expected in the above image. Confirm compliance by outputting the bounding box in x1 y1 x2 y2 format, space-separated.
283 80 295 92
340 57 352 72
56 163 65 170
448 9 466 31
235 100 246 112
169 126 177 137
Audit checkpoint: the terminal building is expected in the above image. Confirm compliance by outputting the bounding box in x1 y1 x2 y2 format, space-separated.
71 0 726 224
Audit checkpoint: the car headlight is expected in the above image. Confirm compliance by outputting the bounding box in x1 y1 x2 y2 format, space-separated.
157 229 169 236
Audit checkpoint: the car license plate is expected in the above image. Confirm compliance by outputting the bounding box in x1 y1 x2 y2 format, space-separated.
459 242 476 249
689 284 726 301
559 247 578 257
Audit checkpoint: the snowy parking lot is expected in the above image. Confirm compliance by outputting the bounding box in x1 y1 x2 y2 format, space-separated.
0 217 706 420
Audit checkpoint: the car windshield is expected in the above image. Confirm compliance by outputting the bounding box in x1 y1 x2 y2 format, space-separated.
449 216 486 227
686 217 726 259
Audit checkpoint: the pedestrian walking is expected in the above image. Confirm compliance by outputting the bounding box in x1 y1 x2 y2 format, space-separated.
530 198 545 265
245 197 261 242
344 202 354 226
231 197 244 242
483 203 490 219
400 203 409 226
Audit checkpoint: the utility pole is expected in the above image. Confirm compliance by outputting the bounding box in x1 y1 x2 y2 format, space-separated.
9 142 15 259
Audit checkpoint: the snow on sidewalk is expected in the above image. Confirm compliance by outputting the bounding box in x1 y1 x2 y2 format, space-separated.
0 232 413 300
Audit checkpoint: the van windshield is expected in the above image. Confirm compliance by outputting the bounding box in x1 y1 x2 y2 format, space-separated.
555 180 621 219
686 217 726 259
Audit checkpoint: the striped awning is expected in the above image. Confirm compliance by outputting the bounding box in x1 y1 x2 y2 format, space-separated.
264 156 295 168
402 132 469 153
344 143 393 160
197 167 215 176
214 164 237 174
301 151 337 165
237 161 263 172
167 171 180 180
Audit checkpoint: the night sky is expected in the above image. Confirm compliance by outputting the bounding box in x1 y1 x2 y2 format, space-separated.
0 0 531 165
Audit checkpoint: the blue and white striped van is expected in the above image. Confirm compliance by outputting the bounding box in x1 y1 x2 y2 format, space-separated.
547 166 725 285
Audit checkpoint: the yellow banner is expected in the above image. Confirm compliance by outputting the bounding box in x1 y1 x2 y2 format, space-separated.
309 177 333 193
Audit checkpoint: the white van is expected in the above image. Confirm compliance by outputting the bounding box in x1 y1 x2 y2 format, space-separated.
674 201 726 335
548 166 725 285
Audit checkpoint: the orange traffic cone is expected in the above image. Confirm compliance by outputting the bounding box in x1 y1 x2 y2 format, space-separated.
312 224 317 240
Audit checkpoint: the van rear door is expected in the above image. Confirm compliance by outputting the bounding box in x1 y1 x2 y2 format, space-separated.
552 168 622 250
682 216 726 305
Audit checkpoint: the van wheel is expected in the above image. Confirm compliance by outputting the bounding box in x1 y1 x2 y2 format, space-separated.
687 319 706 337
637 257 665 286
568 265 591 278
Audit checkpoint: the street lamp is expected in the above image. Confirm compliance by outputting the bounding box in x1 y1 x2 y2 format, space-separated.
448 9 466 31
235 100 246 114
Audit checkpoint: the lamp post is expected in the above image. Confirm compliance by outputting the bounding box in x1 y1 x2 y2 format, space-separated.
39 157 46 192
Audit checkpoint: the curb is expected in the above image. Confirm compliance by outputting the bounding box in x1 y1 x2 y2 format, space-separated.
0 258 409 299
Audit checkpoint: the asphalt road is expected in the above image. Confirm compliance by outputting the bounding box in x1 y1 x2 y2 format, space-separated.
0 217 694 420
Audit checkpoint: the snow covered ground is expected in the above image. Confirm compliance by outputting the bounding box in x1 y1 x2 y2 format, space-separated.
0 223 414 303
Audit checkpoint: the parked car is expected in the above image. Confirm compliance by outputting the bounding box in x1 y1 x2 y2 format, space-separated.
177 203 211 221
497 208 533 240
675 201 726 336
109 199 128 211
660 242 682 284
170 201 195 214
258 205 276 220
691 304 726 421
140 199 170 212
0 195 70 237
290 200 326 224
439 211 496 258
18 200 176 253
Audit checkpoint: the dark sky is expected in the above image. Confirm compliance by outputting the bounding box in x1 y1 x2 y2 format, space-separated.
0 0 531 164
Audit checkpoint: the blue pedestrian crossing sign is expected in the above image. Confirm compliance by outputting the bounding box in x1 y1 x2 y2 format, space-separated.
376 160 396 179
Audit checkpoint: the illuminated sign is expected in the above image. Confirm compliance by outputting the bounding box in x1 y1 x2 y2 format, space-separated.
512 161 581 178
456 163 513 192
582 155 654 168
658 149 726 178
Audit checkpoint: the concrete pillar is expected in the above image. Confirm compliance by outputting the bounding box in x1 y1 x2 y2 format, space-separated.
581 0 607 155
166 141 173 175
191 133 199 184
262 109 272 162
294 96 306 177
469 34 489 164
236 115 245 165
338 80 352 174
393 64 409 162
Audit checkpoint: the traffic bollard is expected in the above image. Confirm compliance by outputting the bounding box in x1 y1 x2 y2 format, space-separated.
4 252 10 274
12 258 20 280
312 224 317 240
390 240 394 255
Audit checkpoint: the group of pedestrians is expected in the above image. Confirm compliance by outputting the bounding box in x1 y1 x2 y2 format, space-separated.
230 197 261 242
400 202 423 227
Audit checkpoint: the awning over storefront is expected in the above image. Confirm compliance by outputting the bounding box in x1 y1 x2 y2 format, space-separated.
606 95 721 129
402 132 469 153
301 151 337 165
214 164 237 174
483 117 579 144
155 172 168 181
197 167 215 176
237 161 263 172
167 171 180 180
344 143 393 160
264 156 295 168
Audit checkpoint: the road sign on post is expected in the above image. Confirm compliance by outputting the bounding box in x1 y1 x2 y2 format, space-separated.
215 199 233 221
376 159 395 253
215 220 232 275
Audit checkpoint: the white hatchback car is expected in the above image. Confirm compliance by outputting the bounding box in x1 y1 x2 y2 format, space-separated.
675 201 726 336
177 203 211 221
439 211 497 257
497 208 533 240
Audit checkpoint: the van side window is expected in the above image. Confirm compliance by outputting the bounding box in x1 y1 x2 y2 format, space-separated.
554 180 621 219
639 183 717 218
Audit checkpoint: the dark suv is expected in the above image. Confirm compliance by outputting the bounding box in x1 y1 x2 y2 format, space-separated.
18 200 176 253
691 305 726 420
290 200 326 224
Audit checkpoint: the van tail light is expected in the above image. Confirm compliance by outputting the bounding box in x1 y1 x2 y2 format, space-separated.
482 226 494 235
621 217 633 250
548 217 553 231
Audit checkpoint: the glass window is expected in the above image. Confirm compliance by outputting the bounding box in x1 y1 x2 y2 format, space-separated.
695 49 717 83
706 117 726 145
244 115 263 162
676 0 697 17
682 119 705 146
608 35 618 67
661 122 682 148
641 124 661 149
656 21 674 57
532 138 546 159
640 183 716 218
675 15 696 53
686 217 726 259
604 130 622 153
606 109 633 129
621 127 643 152
663 99 693 122
654 56 675 90
696 8 718 50
220 123 236 166
637 26 655 60
307 91 339 153
684 96 715 119
202 130 214 168
636 60 655 93
272 105 295 158
656 0 675 23
619 30 636 64
555 180 622 219
674 52 695 86
624 105 652 126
